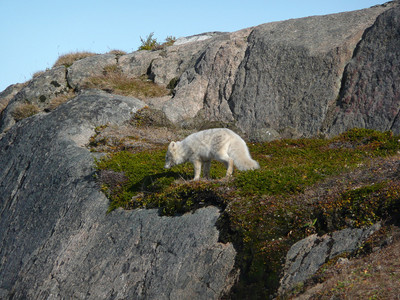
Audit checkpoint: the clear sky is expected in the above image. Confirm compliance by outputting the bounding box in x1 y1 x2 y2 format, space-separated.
0 0 387 92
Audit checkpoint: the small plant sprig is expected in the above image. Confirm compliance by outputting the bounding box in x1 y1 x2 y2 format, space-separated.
138 33 176 51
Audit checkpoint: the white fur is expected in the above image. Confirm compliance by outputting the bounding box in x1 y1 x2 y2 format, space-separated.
164 128 259 180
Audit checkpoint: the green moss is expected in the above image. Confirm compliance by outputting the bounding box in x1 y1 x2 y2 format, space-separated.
94 128 400 298
319 181 400 229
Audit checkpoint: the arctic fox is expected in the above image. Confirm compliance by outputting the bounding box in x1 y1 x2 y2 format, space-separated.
164 128 260 180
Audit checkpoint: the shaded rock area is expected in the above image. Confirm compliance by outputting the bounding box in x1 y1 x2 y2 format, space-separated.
278 223 382 295
0 91 237 299
229 3 397 138
326 4 400 135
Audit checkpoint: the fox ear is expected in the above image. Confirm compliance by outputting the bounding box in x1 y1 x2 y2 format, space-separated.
169 141 176 148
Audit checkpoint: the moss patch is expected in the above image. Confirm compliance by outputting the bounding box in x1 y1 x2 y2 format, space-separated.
93 128 400 298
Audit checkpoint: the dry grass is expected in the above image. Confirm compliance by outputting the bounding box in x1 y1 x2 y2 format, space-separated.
53 51 97 68
88 107 191 153
11 103 40 121
83 64 170 99
107 49 127 56
47 91 76 111
32 70 46 78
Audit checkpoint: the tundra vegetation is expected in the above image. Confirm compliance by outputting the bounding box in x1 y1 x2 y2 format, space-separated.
93 111 400 298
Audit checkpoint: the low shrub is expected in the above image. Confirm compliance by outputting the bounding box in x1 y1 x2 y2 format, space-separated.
138 33 176 51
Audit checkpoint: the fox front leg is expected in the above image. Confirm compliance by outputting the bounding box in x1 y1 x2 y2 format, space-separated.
193 160 202 180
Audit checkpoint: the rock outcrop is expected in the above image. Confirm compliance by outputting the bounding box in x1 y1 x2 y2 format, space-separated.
1 2 400 298
0 66 70 133
0 90 237 299
2 2 399 140
229 5 394 138
325 4 400 135
278 223 381 295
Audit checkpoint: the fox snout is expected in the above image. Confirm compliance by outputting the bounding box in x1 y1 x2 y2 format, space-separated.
164 162 171 169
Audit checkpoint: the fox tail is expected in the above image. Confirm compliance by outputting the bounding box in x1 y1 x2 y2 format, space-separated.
229 140 260 171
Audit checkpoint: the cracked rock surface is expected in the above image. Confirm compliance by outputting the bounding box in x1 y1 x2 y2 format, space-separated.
0 91 237 299
326 4 400 135
278 223 381 295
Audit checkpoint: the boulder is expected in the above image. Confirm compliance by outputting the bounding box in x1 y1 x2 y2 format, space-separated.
163 29 251 125
0 83 25 114
0 66 69 133
0 90 236 299
119 34 222 87
278 223 381 295
160 3 398 139
67 54 117 89
119 50 160 78
149 37 220 86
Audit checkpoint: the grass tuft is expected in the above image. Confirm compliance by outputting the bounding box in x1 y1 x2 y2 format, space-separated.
11 103 40 121
53 51 97 68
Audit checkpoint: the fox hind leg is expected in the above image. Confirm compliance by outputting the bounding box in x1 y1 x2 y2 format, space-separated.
219 154 234 177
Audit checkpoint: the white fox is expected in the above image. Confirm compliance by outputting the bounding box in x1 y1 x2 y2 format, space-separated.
164 128 259 180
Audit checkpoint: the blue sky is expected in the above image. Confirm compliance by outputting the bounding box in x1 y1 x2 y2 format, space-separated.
0 0 387 92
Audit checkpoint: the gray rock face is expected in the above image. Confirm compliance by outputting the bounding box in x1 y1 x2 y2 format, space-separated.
326 4 400 136
0 83 25 114
0 90 236 299
161 3 399 139
119 50 160 79
174 32 226 46
163 29 251 124
278 223 381 295
13 66 69 107
67 54 117 89
229 4 395 138
0 66 69 132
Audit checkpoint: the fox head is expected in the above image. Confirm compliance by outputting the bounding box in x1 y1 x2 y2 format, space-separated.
164 141 178 169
